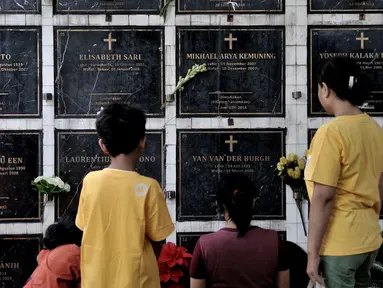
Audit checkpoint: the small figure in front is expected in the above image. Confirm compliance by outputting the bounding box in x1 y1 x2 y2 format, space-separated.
24 212 82 288
190 172 290 288
76 104 174 288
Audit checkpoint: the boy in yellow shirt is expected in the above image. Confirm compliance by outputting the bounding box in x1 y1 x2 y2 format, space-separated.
75 104 175 288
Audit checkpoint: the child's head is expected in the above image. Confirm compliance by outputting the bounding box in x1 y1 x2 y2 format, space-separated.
44 211 83 250
96 104 146 158
317 57 368 114
216 173 255 237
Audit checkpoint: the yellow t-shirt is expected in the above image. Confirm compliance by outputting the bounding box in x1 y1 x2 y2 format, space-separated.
75 168 175 288
305 113 382 256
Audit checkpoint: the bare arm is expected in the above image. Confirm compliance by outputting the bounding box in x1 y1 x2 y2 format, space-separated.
191 278 206 288
277 270 290 288
308 183 335 256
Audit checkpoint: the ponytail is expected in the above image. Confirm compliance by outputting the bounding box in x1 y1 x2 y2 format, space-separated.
217 173 255 237
318 57 369 106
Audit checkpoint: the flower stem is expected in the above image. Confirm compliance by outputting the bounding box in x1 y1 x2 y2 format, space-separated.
295 198 307 236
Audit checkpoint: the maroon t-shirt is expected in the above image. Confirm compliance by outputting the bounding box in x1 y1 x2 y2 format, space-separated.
190 227 289 288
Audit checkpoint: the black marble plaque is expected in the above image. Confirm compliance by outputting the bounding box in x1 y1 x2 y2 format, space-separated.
55 27 164 117
177 232 209 254
177 0 283 13
307 129 317 147
309 26 383 116
0 27 41 117
0 131 42 221
177 130 286 221
55 0 161 14
309 0 383 13
177 27 284 117
177 230 286 254
0 0 40 13
0 234 42 288
55 130 164 217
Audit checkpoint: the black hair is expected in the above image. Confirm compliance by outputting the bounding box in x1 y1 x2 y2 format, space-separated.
216 173 255 237
43 211 83 250
96 103 146 157
318 57 369 106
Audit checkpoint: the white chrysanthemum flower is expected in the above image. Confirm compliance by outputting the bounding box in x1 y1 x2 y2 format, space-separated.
45 177 56 185
34 176 44 183
64 183 70 192
54 177 65 189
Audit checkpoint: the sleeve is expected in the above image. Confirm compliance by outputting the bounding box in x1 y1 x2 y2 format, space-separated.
304 125 342 187
70 255 81 282
277 235 289 271
145 180 175 242
75 177 88 231
189 240 206 279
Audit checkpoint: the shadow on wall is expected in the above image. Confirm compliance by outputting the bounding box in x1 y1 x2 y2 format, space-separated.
286 241 310 288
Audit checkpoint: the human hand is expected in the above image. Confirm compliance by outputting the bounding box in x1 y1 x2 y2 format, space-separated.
306 254 324 285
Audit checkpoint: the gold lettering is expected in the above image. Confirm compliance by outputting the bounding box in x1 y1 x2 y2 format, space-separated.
192 155 271 162
7 157 22 164
0 262 19 269
0 54 11 60
79 54 141 61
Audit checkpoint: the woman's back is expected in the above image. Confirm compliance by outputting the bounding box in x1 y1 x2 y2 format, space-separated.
190 227 288 288
24 244 80 288
306 113 382 256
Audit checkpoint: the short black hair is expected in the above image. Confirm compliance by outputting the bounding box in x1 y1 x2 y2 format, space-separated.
318 57 369 106
96 104 146 157
44 212 83 249
216 173 255 237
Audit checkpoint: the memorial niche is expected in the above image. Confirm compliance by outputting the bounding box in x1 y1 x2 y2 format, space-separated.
55 130 164 217
177 0 283 13
309 26 383 116
55 27 164 117
0 0 40 13
54 0 161 14
176 27 284 117
177 129 286 221
0 27 41 117
0 235 42 288
309 0 383 13
0 131 42 221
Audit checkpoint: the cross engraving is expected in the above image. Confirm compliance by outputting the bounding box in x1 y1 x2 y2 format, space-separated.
356 32 369 50
104 33 117 51
225 135 238 152
224 33 237 50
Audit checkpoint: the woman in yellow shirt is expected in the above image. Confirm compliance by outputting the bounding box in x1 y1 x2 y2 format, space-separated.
305 57 383 288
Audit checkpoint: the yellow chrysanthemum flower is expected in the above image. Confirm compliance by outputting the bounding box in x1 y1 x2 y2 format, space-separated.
297 158 305 170
279 156 287 165
277 163 284 171
287 168 294 177
288 153 297 162
292 169 301 179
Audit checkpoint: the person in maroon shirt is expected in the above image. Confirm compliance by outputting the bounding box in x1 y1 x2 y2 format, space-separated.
190 173 290 288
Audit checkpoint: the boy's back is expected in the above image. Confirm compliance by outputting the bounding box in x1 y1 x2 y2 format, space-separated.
76 169 174 288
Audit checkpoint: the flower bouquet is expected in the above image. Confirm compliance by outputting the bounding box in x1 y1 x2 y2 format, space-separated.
158 242 192 288
275 152 308 236
32 176 70 202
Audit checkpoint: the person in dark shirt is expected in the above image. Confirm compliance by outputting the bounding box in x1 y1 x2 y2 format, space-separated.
190 173 290 288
